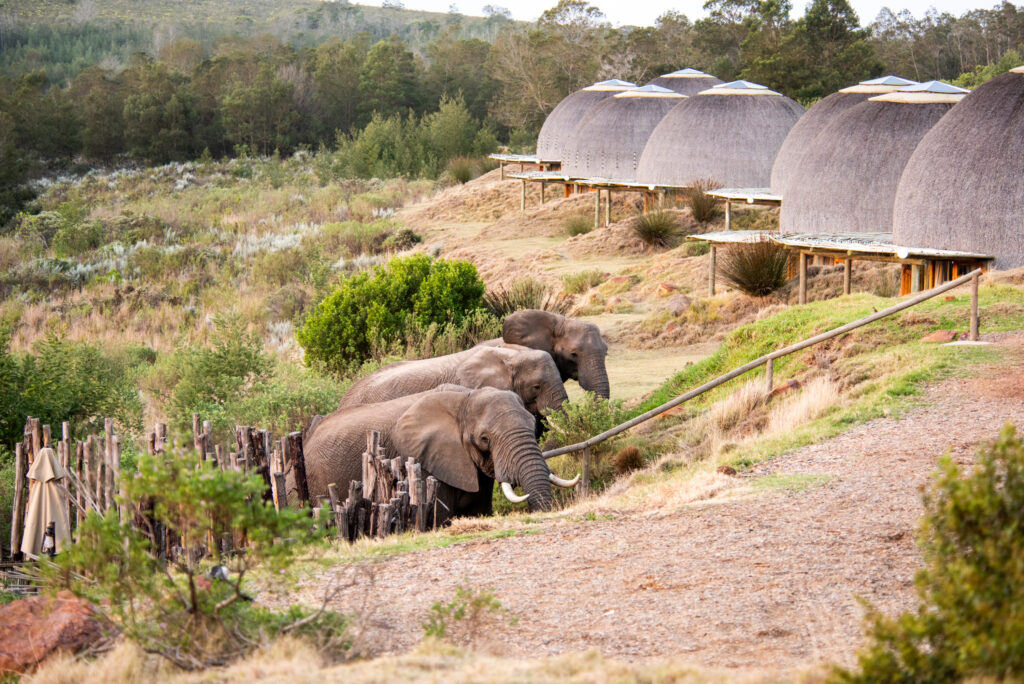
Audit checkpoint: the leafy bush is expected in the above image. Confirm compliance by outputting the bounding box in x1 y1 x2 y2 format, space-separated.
267 283 310 322
542 392 630 496
298 254 486 375
683 240 711 257
633 210 679 248
565 215 592 237
446 156 476 184
14 211 65 246
319 220 394 258
52 220 105 257
686 178 723 224
483 277 570 317
45 453 335 669
422 584 514 647
837 425 1024 683
253 248 309 287
404 309 502 360
719 240 790 297
381 227 422 252
560 269 605 295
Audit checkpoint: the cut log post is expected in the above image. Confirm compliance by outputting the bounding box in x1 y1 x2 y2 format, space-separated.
202 421 213 461
272 472 287 511
765 357 774 394
708 246 717 297
30 418 41 463
425 476 439 529
9 443 27 560
213 444 223 470
83 436 95 512
192 413 202 453
798 252 808 305
42 424 51 447
75 442 85 528
346 481 363 539
112 435 121 519
593 188 601 229
327 484 346 536
390 457 404 483
61 422 71 528
844 258 853 296
605 189 612 226
970 271 980 341
285 432 309 507
156 423 167 454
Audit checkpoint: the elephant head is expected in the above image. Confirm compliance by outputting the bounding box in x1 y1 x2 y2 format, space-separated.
461 346 568 417
502 310 610 399
393 387 568 512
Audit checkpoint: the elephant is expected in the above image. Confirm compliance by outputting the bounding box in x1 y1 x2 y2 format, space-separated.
337 344 568 419
303 386 578 519
497 310 610 399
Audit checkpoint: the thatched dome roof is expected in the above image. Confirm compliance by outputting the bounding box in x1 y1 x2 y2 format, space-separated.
646 68 724 96
770 76 918 196
780 81 968 235
561 85 685 181
536 79 636 162
635 80 805 188
894 67 1024 268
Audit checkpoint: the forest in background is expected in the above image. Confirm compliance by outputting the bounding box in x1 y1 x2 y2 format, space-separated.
1 0 1024 222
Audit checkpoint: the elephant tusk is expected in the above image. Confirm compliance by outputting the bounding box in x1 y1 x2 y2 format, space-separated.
549 472 581 488
500 482 530 503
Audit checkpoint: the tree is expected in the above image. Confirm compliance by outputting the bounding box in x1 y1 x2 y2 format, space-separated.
425 32 498 121
221 63 297 155
358 36 424 122
122 58 198 162
309 35 370 138
69 65 126 161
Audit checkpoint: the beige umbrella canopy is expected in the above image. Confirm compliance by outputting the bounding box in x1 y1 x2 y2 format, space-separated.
21 447 71 559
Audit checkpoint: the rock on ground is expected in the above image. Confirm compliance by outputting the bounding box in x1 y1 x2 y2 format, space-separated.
0 590 105 673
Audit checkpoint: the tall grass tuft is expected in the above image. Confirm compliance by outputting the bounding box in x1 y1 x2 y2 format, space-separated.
686 178 723 224
483 277 571 317
447 156 477 184
719 239 790 297
560 269 605 295
565 215 592 237
632 210 679 248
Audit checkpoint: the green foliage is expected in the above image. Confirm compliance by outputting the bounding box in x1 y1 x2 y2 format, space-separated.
837 425 1024 683
719 240 790 297
560 269 605 294
565 215 592 237
46 453 322 669
953 49 1022 88
403 308 502 360
686 179 723 224
543 391 629 458
422 584 514 645
633 210 680 248
52 220 105 257
297 254 486 375
483 277 570 317
382 227 423 252
319 220 395 258
446 156 476 184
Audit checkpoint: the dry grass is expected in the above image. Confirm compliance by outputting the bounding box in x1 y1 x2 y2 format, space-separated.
768 376 840 435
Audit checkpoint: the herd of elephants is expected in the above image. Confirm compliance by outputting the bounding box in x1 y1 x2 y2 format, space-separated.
298 309 611 517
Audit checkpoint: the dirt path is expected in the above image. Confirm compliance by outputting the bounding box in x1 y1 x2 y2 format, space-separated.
291 336 1024 673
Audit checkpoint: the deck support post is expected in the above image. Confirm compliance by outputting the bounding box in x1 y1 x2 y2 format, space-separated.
658 190 665 210
970 271 980 341
540 182 546 204
911 264 922 293
843 258 853 295
708 246 717 297
594 188 601 229
765 357 774 394
500 162 505 180
798 252 808 305
605 190 612 226
520 180 526 213
725 200 731 230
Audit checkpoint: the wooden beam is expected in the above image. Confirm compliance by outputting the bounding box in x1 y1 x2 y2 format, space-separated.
708 246 717 297
843 258 852 295
798 252 808 305
725 200 731 230
605 189 612 226
520 180 526 213
765 357 774 394
594 188 601 229
540 182 545 204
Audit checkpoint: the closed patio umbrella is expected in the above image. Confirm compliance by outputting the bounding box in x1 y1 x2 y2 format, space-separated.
21 446 72 559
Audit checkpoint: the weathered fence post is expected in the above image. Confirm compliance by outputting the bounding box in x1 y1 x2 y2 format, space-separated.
580 447 592 497
9 443 27 561
765 357 774 394
75 442 85 529
285 431 309 508
104 419 115 512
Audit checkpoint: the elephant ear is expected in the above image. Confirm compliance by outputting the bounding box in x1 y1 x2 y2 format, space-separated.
502 310 558 352
459 347 513 391
392 390 480 492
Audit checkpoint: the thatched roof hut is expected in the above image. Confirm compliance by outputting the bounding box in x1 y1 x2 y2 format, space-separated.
536 79 636 163
561 85 685 181
779 80 968 235
635 80 805 188
770 76 918 196
894 67 1024 269
646 68 724 96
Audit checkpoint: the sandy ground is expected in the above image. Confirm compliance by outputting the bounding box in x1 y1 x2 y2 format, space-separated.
281 333 1024 674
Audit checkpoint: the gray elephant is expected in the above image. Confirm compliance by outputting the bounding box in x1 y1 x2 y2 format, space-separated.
498 310 610 399
304 386 578 519
338 344 568 418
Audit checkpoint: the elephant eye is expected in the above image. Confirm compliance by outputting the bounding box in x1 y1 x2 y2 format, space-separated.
480 435 490 445
532 384 541 391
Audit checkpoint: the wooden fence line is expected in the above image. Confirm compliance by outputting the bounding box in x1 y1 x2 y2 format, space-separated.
543 269 984 479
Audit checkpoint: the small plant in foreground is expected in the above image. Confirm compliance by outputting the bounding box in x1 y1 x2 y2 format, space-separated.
836 424 1024 682
686 178 723 224
422 584 515 647
483 277 571 317
612 445 643 474
632 210 679 248
446 155 477 184
718 239 790 297
565 215 592 237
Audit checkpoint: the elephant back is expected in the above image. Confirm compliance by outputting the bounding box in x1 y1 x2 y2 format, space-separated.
337 351 471 409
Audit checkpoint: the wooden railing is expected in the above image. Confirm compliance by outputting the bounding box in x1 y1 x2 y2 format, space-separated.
544 269 984 492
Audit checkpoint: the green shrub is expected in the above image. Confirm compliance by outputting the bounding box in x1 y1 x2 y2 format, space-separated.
319 220 394 257
231 362 348 437
297 254 486 375
508 128 537 154
542 392 631 498
404 308 503 360
45 453 328 669
253 248 309 287
633 210 679 248
446 156 476 184
565 215 592 237
52 220 105 257
14 211 65 246
266 283 310 322
686 178 723 224
483 277 570 317
719 240 790 297
423 584 514 646
837 425 1024 683
683 240 711 257
560 269 605 295
381 227 422 252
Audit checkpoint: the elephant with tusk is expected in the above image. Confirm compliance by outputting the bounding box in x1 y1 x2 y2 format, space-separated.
338 344 568 419
485 310 610 399
304 386 579 520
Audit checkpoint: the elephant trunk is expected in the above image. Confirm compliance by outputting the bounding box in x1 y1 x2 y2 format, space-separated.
579 357 610 399
542 384 569 414
495 429 553 512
